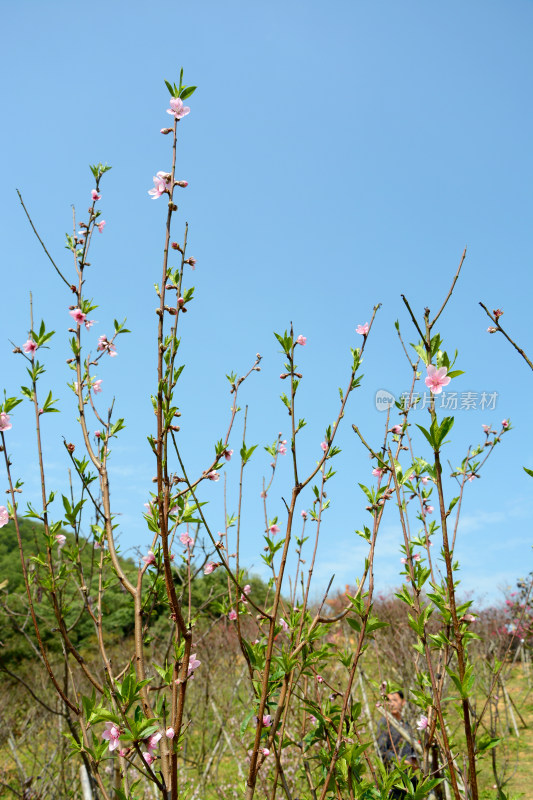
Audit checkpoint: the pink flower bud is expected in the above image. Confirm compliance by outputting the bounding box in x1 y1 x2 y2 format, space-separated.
166 727 175 739
175 180 188 188
160 128 173 134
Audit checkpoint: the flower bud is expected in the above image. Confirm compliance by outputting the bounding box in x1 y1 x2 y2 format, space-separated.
175 180 188 188
171 242 182 251
66 443 75 453
160 128 173 135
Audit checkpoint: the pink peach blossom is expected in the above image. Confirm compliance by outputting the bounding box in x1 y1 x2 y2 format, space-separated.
372 467 384 478
316 675 324 683
96 220 106 233
390 425 402 435
269 524 280 535
356 322 369 335
425 364 451 395
260 748 270 756
23 338 38 355
0 413 12 432
301 510 308 519
97 335 118 357
243 584 252 595
92 379 103 394
56 534 67 549
0 507 9 528
280 618 289 632
180 533 194 547
143 550 156 566
187 654 201 676
142 752 155 765
413 553 421 562
482 424 491 433
167 97 191 119
91 189 101 201
102 722 121 751
224 449 233 461
278 444 287 455
416 715 428 731
204 562 218 575
207 470 220 481
146 732 162 755
296 335 307 346
165 727 175 739
421 476 429 485
228 609 237 621
148 171 172 199
502 419 509 429
69 308 87 325
320 442 328 452
84 319 96 330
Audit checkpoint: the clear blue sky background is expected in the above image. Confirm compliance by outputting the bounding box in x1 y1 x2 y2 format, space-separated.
1 0 531 605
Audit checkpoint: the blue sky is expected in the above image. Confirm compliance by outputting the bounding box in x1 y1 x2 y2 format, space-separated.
1 0 532 604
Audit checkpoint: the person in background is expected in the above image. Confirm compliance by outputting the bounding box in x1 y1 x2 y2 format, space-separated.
376 690 419 799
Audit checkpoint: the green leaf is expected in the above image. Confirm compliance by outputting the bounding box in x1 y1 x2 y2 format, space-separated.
523 467 533 478
434 416 454 449
416 424 434 448
180 86 197 100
